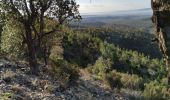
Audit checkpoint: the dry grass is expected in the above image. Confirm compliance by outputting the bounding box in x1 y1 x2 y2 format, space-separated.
1 70 16 79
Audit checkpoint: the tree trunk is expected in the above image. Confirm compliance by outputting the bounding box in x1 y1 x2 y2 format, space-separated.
25 23 39 75
151 0 170 85
43 45 48 65
27 38 39 75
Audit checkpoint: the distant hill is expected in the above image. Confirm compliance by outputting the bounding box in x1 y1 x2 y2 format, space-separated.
81 8 152 16
70 8 153 33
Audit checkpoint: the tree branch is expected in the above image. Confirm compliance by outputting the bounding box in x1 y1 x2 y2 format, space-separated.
40 29 61 39
23 0 31 18
9 0 24 22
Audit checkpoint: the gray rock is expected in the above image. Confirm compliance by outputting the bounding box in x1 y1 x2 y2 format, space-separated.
0 80 5 84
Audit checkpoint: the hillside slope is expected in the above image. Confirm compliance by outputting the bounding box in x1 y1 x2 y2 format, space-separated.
0 58 135 100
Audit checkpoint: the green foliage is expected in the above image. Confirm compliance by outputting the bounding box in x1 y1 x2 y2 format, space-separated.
50 58 79 88
63 30 101 67
103 70 144 90
63 28 167 93
0 92 15 100
35 18 62 61
99 41 118 61
0 11 167 97
143 81 170 100
115 47 166 81
119 72 144 90
0 19 25 58
88 57 113 79
0 0 81 70
63 29 119 68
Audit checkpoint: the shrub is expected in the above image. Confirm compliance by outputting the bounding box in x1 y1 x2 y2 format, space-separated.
108 71 144 90
99 41 117 61
103 72 122 89
0 19 26 58
88 57 113 79
143 81 170 100
0 92 15 100
50 58 79 88
102 70 144 90
120 73 144 90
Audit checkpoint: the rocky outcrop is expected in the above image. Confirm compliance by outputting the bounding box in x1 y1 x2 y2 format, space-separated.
151 0 170 84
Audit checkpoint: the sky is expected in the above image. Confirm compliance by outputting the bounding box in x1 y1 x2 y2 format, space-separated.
77 0 151 14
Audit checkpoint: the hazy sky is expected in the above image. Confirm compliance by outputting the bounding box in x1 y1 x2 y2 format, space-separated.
77 0 151 14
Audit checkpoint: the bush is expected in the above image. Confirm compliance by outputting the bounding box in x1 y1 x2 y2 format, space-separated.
108 71 144 90
120 73 144 90
0 19 26 58
143 81 170 100
50 58 79 88
0 92 15 100
88 57 113 79
100 70 144 90
99 41 117 61
103 72 122 89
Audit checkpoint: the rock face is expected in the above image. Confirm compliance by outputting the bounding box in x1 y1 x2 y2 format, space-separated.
151 0 170 84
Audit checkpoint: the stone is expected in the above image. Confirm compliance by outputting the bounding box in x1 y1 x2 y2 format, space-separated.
0 62 4 67
0 80 5 84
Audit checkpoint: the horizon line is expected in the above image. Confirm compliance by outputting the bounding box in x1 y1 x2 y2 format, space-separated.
80 7 152 15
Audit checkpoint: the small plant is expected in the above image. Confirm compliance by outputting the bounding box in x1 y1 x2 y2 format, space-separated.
143 81 170 100
11 84 23 93
50 58 79 88
2 70 16 78
88 57 113 79
103 72 122 89
41 81 57 93
1 70 16 83
44 84 57 93
120 73 143 90
0 92 15 100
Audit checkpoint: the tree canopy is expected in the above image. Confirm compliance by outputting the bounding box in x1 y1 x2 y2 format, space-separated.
0 0 81 74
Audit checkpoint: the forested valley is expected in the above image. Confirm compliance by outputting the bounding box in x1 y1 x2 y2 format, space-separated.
0 0 169 100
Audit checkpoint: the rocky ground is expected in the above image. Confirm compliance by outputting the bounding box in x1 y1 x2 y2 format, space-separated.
0 58 141 100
